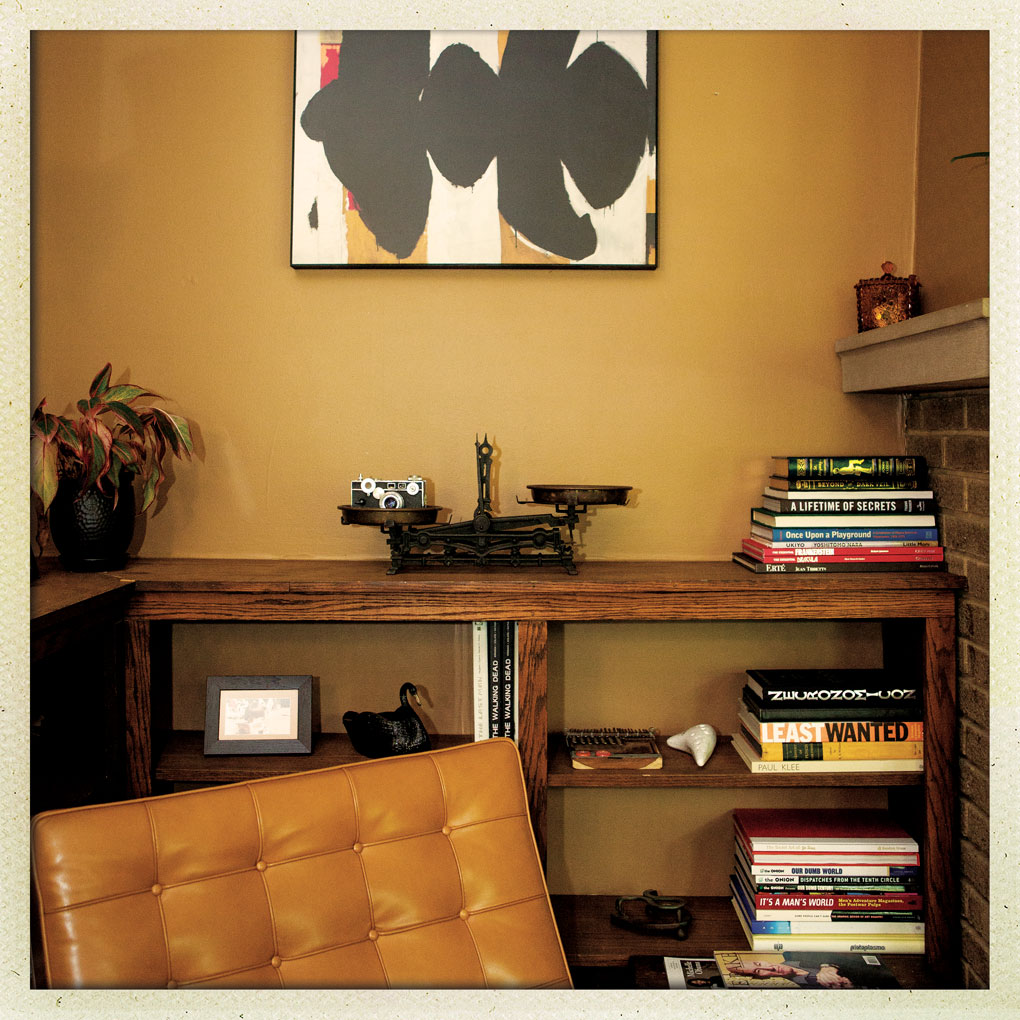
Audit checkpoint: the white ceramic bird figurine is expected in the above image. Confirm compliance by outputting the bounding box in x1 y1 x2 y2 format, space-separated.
666 723 717 767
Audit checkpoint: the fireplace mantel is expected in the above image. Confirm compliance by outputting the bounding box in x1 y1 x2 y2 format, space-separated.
835 298 989 393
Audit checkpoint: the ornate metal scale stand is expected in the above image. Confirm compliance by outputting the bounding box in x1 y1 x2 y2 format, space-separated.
339 437 630 574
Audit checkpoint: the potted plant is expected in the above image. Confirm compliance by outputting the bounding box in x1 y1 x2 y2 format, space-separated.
31 364 195 571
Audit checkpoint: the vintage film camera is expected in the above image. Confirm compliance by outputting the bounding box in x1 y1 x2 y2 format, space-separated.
351 474 427 510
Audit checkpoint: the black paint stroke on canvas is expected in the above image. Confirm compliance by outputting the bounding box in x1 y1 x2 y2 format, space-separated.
300 31 654 261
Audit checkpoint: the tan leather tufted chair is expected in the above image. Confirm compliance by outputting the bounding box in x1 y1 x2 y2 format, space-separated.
31 738 572 989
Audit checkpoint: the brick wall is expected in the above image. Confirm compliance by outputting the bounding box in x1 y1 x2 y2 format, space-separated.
903 389 990 988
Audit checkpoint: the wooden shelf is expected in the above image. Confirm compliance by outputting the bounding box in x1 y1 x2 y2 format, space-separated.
103 558 963 983
548 734 923 788
154 730 473 785
553 894 934 988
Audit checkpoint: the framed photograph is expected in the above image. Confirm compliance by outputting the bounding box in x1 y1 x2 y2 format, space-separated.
204 676 313 755
291 30 657 268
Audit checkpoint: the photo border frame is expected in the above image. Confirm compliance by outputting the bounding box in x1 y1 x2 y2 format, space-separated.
204 675 313 755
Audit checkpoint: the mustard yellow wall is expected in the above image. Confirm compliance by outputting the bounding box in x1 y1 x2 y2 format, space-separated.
914 30 990 310
32 30 928 894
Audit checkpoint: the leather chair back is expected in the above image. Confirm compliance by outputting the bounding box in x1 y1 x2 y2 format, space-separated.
32 738 571 989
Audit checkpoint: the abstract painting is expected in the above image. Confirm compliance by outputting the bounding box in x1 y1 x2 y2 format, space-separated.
291 31 657 268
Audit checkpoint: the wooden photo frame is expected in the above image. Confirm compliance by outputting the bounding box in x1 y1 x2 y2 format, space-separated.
204 675 313 755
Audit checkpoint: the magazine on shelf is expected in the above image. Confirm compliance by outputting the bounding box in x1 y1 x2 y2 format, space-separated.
713 950 901 988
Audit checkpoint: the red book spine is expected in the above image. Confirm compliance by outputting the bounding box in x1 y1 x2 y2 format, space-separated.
741 540 943 563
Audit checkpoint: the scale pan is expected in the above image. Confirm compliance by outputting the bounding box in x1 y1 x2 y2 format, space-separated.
526 485 631 506
339 506 443 526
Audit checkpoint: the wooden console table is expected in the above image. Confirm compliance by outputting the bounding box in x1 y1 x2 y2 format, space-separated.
37 558 965 984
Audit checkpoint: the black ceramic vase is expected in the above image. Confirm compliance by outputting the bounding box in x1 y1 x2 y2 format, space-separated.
48 474 136 572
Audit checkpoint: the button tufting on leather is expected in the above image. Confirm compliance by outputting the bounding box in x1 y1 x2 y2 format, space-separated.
151 884 162 895
167 980 178 989
352 842 364 853
442 825 452 835
459 909 470 920
255 860 267 872
368 929 379 941
271 956 282 968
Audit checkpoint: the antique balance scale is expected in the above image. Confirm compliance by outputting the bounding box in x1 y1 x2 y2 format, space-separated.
339 436 630 574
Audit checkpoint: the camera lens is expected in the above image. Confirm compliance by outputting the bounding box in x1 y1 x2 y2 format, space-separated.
380 491 404 510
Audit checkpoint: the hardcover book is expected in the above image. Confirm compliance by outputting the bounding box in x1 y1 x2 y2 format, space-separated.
737 705 923 744
739 726 923 761
744 668 920 706
731 730 924 775
770 456 926 480
767 475 926 492
730 876 924 934
750 524 939 543
732 807 920 853
741 686 919 723
729 896 924 954
733 551 945 574
740 543 944 565
761 494 935 515
742 538 942 560
751 509 936 529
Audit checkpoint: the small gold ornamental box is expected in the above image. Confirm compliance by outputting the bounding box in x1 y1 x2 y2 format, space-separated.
855 261 921 332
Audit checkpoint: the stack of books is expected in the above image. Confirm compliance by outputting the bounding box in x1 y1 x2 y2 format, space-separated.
731 667 924 774
730 807 924 955
733 455 944 573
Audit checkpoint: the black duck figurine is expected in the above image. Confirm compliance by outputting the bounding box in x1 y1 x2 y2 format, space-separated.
342 682 432 758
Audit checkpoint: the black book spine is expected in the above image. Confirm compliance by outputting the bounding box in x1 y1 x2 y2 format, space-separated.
488 622 501 739
501 622 515 741
741 688 919 722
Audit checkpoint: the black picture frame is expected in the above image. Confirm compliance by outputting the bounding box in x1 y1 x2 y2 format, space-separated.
204 675 313 755
291 30 658 269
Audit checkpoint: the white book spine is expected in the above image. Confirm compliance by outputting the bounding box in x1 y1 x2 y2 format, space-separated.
472 621 489 741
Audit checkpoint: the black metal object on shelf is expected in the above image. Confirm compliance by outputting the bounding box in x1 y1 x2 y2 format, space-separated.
339 436 630 574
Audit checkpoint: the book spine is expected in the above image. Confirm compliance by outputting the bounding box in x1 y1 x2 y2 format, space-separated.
488 622 500 739
745 916 924 935
743 716 924 744
736 828 919 856
731 733 924 775
750 537 939 550
748 879 920 892
471 621 489 741
741 545 944 564
753 526 939 542
769 476 925 491
744 675 921 705
752 891 923 910
747 735 924 761
752 510 937 528
741 690 919 722
772 457 926 479
737 929 924 954
738 858 920 879
762 496 935 514
733 552 945 574
500 621 515 741
744 538 939 555
731 894 926 950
